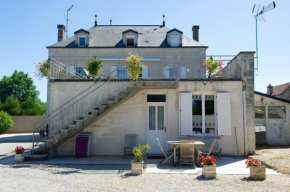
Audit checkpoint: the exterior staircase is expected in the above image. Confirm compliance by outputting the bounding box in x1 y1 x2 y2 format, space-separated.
31 80 178 159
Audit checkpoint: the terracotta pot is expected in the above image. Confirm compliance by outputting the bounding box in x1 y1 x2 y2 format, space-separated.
250 166 266 180
131 161 144 175
202 164 217 178
15 153 24 163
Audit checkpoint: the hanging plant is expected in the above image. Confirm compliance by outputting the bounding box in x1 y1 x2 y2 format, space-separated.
202 57 223 76
34 60 51 79
126 53 145 80
87 56 103 79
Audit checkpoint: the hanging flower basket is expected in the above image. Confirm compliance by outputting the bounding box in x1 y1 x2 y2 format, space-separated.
126 53 145 80
34 60 51 79
87 57 103 79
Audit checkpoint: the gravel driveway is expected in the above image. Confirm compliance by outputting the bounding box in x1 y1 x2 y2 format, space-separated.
0 164 289 192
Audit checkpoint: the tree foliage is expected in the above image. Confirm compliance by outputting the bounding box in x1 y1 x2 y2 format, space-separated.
87 57 103 79
126 53 144 80
0 70 46 116
0 111 14 134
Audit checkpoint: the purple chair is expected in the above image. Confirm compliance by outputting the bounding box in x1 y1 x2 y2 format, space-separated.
75 132 92 158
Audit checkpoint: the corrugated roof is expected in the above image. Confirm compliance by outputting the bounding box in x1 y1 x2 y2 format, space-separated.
48 25 205 48
272 82 290 96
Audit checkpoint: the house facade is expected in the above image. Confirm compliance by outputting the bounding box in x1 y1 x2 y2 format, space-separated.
266 83 290 101
33 20 256 157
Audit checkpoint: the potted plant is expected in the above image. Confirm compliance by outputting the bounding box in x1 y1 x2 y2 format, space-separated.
200 155 217 178
15 146 25 163
245 158 266 180
87 56 103 79
131 144 150 175
34 60 51 79
202 57 223 79
126 53 145 80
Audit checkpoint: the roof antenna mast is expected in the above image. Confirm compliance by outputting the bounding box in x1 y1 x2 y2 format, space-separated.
110 19 112 25
66 5 74 39
252 1 276 73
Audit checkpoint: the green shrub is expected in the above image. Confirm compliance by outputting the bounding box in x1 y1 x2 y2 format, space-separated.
126 53 145 80
132 144 150 162
0 111 14 134
87 57 103 79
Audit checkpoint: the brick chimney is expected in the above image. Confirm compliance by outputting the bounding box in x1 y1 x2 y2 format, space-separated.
57 25 66 42
267 84 273 95
192 25 199 42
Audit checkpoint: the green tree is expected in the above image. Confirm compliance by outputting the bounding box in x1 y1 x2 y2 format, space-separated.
1 97 21 115
0 70 39 103
0 111 14 134
0 70 46 116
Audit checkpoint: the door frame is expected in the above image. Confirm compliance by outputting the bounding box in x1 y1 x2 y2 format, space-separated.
145 92 168 154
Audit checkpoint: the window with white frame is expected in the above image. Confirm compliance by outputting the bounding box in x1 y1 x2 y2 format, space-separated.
179 92 231 136
78 37 86 47
192 94 216 134
170 36 180 47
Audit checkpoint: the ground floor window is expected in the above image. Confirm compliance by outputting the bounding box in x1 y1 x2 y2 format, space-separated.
192 94 215 134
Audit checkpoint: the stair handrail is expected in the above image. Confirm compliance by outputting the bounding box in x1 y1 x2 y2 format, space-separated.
32 61 134 151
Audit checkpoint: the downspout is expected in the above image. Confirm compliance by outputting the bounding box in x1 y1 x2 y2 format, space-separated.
243 89 248 157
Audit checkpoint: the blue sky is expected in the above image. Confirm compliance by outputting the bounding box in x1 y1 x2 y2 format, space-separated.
0 0 289 102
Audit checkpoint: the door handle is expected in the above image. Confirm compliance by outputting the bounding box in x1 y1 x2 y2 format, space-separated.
165 127 166 132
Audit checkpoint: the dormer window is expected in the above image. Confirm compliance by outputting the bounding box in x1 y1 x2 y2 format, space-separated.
126 35 135 47
74 29 90 47
79 37 86 47
122 29 138 47
167 28 183 47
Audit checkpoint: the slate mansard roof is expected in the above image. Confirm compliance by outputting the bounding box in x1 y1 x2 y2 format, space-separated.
48 25 206 48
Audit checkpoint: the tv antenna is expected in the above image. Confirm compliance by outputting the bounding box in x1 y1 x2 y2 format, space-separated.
66 5 74 39
252 1 276 72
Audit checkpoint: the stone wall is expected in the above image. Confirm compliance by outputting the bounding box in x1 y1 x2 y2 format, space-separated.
222 52 255 155
5 116 45 133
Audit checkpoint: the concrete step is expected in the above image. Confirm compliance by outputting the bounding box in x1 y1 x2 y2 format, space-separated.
37 143 47 152
60 129 69 138
53 133 62 144
99 104 107 113
113 95 122 102
91 110 100 117
45 139 54 148
83 115 92 124
25 154 48 161
120 90 129 98
107 99 115 107
68 125 77 133
75 119 84 128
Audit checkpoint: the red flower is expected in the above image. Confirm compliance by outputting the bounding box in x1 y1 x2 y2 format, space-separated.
213 159 216 163
201 164 204 168
211 155 214 158
200 156 205 160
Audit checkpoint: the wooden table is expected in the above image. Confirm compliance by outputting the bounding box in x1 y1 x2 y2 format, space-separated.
168 141 205 165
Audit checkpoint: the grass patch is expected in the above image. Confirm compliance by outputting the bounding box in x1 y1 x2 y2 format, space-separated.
271 155 289 160
257 150 271 154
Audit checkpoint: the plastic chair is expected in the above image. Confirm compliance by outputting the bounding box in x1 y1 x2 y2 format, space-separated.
124 134 137 158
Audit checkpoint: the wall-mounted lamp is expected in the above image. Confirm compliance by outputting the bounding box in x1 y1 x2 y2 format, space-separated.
203 81 207 85
261 97 264 104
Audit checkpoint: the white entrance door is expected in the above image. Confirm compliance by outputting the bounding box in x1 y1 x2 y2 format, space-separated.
146 103 168 154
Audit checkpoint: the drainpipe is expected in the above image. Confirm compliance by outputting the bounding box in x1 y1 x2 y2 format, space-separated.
243 90 248 157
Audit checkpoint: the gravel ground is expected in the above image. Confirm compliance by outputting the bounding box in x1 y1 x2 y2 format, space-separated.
0 164 289 192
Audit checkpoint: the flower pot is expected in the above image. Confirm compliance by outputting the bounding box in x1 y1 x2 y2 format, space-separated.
250 166 266 180
131 161 144 175
15 153 24 163
202 164 217 178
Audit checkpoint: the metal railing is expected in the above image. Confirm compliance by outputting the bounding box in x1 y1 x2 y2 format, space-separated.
32 62 135 152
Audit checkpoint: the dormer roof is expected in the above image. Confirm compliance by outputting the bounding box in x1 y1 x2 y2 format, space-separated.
74 29 90 34
122 29 138 34
167 28 183 34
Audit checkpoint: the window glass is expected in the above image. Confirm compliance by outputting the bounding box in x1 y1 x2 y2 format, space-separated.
127 38 134 46
255 106 266 119
157 106 164 130
192 95 202 134
170 37 179 47
205 95 215 134
147 95 166 102
79 37 86 47
268 106 286 119
117 67 128 79
149 106 156 130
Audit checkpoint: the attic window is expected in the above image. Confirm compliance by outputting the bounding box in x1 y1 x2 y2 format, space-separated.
79 37 86 47
127 38 134 47
170 36 179 47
